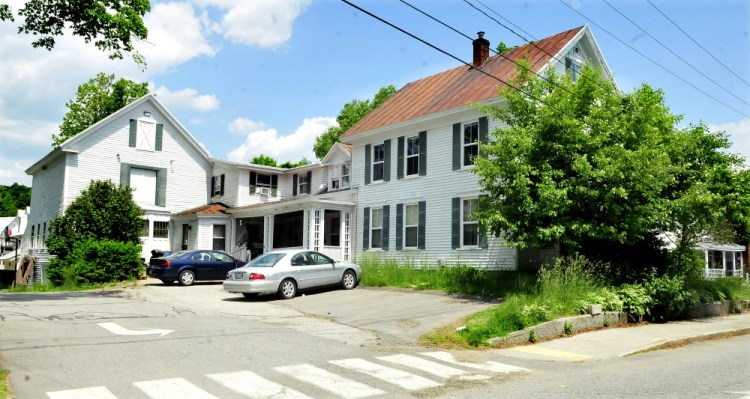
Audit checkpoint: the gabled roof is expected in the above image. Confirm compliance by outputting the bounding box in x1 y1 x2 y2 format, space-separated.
340 26 585 139
27 94 212 175
321 142 352 164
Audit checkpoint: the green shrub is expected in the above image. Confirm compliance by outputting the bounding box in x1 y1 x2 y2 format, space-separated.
617 284 652 321
47 239 143 286
520 303 552 327
564 321 573 335
576 287 624 313
643 273 700 321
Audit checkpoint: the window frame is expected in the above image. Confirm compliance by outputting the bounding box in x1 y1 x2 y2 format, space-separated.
136 119 156 152
406 136 420 176
461 198 479 248
462 122 479 167
403 203 419 249
372 144 385 182
297 173 308 195
212 224 226 250
140 219 150 237
370 207 383 249
153 221 169 239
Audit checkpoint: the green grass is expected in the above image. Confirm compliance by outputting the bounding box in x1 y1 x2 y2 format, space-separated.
0 367 9 398
1 280 134 293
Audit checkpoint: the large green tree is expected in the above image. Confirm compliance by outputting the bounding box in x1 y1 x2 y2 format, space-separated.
473 63 748 273
313 85 396 159
0 0 150 64
53 72 149 146
0 183 31 217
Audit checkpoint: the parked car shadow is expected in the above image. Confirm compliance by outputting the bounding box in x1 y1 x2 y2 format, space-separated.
222 285 345 302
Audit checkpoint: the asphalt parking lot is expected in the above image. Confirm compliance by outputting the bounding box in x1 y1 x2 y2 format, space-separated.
127 278 499 346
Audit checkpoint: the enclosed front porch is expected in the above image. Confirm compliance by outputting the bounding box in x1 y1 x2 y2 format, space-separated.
698 242 745 279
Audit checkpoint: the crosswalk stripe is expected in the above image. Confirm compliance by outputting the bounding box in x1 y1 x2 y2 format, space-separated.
421 351 529 373
47 386 118 399
134 378 219 399
275 364 385 399
330 358 441 390
207 370 313 399
377 354 480 379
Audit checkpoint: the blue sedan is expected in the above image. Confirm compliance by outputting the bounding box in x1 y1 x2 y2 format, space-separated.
147 250 245 286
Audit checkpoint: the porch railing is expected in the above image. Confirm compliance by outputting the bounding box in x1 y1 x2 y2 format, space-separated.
705 269 743 279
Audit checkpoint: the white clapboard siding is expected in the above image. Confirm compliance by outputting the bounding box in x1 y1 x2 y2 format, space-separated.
210 163 239 207
22 155 66 250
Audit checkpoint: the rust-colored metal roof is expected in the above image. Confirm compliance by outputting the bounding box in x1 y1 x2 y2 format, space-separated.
174 203 229 216
341 27 582 138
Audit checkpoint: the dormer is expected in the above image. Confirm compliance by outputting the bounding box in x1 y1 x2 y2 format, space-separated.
321 142 352 192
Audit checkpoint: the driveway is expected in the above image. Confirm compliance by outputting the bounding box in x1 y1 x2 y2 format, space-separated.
123 278 498 347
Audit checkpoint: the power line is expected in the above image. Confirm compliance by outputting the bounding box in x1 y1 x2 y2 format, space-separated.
602 0 749 107
646 0 750 89
338 0 582 125
397 0 581 99
556 0 749 118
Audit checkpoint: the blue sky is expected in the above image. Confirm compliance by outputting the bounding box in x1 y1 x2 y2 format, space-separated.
1 0 748 186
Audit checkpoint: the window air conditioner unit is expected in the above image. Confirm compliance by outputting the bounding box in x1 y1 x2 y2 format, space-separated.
258 187 271 196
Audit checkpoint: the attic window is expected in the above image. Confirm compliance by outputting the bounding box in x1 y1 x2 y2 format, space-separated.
565 57 581 82
129 118 163 151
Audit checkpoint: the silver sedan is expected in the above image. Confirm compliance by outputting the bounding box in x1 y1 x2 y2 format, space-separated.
223 249 362 299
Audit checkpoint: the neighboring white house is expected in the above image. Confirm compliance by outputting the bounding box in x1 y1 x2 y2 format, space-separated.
0 207 29 270
338 25 613 269
22 94 213 260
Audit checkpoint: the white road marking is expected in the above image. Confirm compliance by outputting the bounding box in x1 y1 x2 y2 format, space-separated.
275 364 385 399
207 370 313 399
134 378 219 399
330 358 441 390
377 354 485 379
47 386 118 399
421 351 529 373
727 391 750 399
98 322 173 337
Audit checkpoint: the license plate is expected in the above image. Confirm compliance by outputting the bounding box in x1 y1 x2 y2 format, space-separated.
234 272 244 279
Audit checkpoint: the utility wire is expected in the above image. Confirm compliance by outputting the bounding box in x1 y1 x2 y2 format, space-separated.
461 0 616 93
557 0 749 118
646 0 750 89
398 0 580 99
602 0 749 107
339 0 582 124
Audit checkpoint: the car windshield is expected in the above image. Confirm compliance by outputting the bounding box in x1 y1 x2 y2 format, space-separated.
248 253 285 267
165 250 192 259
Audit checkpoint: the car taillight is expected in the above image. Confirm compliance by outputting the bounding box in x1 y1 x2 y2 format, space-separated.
249 273 265 280
163 260 171 268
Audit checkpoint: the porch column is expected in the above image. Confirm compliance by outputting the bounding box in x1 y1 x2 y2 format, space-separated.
343 211 351 261
704 249 709 278
264 215 273 253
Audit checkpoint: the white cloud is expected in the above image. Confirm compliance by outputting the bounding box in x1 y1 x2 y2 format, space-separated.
227 116 336 163
709 119 750 161
194 0 311 48
151 85 220 113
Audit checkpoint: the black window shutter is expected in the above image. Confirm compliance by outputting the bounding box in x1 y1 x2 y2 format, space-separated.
452 123 461 171
155 124 164 151
249 171 257 194
418 200 426 249
479 194 489 249
397 136 404 180
306 171 312 194
271 175 278 196
156 168 167 207
479 117 488 146
129 119 137 147
384 140 391 182
395 203 403 250
451 197 460 249
419 131 427 176
120 163 131 187
565 57 572 71
364 144 371 185
382 205 390 250
293 174 298 196
211 176 216 196
220 174 225 196
363 207 370 249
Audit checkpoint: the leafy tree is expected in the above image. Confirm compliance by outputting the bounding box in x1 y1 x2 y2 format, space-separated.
313 85 396 159
47 180 143 264
0 0 150 64
496 42 518 53
250 154 278 167
53 73 149 146
279 158 312 169
472 62 748 274
0 183 31 217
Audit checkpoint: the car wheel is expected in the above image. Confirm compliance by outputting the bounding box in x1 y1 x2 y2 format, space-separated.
277 279 297 299
161 279 175 286
242 293 258 299
341 270 357 290
178 270 195 286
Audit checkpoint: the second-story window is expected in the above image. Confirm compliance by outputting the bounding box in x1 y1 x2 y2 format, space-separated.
298 173 308 194
406 136 420 176
330 163 351 190
372 144 385 181
463 122 479 167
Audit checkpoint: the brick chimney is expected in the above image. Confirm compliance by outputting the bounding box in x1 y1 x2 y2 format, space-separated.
472 31 490 67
